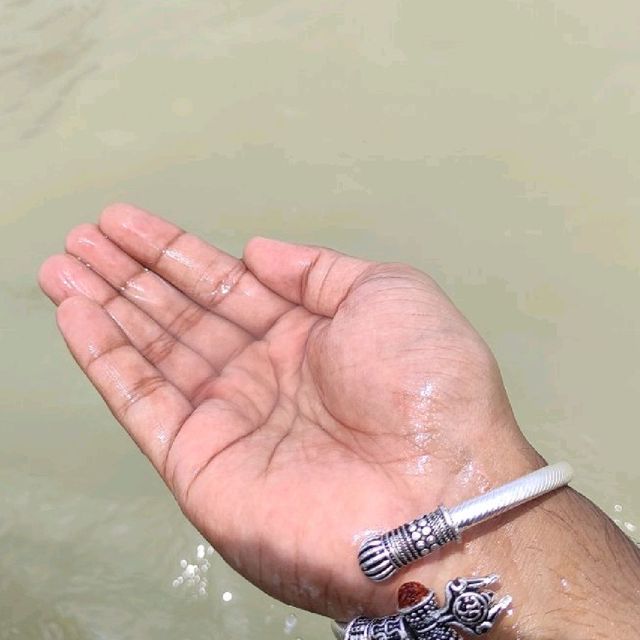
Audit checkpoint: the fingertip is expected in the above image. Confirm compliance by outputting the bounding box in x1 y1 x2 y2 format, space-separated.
99 202 149 235
243 235 267 250
100 201 139 221
99 203 184 262
38 254 62 294
38 254 79 304
244 238 374 315
243 236 274 263
243 236 312 269
65 222 101 255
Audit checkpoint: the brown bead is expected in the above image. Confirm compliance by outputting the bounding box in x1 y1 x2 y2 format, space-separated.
397 581 430 609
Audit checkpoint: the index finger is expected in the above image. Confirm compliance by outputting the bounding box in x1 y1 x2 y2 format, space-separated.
99 204 295 337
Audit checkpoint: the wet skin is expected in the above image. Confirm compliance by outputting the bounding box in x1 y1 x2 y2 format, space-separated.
39 204 640 639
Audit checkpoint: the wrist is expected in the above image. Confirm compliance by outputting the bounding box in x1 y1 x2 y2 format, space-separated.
417 420 640 639
351 438 640 640
341 407 640 640
430 443 640 640
491 487 640 640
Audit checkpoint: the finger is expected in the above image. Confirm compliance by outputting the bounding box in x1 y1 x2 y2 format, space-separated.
243 237 375 317
39 254 217 402
99 203 295 336
65 224 252 370
56 296 193 476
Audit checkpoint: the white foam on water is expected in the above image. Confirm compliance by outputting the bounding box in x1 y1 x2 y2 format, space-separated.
284 613 298 635
171 542 214 598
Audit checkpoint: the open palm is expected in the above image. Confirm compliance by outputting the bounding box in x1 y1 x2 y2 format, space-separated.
39 204 538 620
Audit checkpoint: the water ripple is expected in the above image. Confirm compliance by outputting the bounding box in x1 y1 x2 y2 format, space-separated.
0 0 101 142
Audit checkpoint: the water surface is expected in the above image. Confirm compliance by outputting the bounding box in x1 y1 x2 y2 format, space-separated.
1 1 639 638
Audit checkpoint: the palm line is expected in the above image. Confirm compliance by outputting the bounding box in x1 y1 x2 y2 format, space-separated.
176 307 318 501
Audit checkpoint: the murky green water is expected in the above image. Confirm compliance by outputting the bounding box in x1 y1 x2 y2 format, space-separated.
1 1 639 638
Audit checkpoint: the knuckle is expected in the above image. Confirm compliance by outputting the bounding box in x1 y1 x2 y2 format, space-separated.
166 303 207 336
65 223 100 252
153 229 187 268
140 332 177 365
196 260 247 308
299 251 322 306
118 374 166 419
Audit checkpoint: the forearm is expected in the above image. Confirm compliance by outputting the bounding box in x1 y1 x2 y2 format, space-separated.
426 416 640 640
492 486 640 640
345 441 640 640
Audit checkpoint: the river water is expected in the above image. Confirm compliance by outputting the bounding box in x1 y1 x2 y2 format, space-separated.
1 1 639 638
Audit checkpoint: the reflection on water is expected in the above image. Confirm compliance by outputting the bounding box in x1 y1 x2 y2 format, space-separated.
0 0 101 142
1 0 639 638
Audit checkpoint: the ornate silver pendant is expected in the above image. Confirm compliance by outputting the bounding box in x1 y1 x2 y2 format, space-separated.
333 574 511 640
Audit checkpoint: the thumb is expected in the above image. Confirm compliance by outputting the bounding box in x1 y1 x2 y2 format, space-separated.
243 238 375 317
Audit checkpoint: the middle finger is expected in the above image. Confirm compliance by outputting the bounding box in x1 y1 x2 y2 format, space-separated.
66 224 253 370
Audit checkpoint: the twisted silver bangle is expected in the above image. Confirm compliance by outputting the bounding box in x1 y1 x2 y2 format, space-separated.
359 462 573 581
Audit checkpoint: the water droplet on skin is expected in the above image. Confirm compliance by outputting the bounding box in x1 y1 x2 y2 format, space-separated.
222 591 233 602
196 544 205 560
87 343 102 359
76 236 98 248
206 546 214 556
352 530 379 546
163 247 196 268
614 504 623 512
625 522 637 533
123 278 152 303
180 559 187 569
406 454 430 475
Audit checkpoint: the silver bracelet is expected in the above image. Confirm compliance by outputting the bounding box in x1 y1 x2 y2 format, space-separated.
333 574 512 640
359 462 573 581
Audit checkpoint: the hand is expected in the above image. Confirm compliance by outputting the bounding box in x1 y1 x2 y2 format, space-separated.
39 204 640 638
